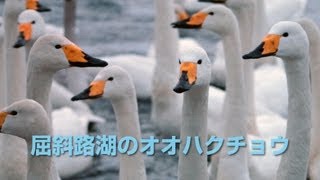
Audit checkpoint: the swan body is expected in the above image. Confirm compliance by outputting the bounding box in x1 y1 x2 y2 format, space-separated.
52 107 94 178
254 64 288 118
72 65 147 180
87 54 155 99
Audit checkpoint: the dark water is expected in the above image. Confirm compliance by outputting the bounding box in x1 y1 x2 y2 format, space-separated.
0 0 319 179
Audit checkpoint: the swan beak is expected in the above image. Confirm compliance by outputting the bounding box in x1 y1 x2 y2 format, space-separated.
26 0 51 12
0 112 8 131
198 0 227 3
173 62 197 93
243 34 281 59
62 44 108 67
13 23 32 48
71 81 106 101
171 12 208 29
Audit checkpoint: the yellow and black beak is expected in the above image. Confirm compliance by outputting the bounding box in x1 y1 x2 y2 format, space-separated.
0 112 8 131
71 81 106 101
61 44 108 67
26 0 51 12
173 62 197 93
243 34 281 59
13 23 32 48
198 0 227 3
171 12 208 29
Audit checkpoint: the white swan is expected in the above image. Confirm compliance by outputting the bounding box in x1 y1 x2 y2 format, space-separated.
26 35 108 178
3 0 50 104
153 0 227 137
0 99 60 180
173 43 210 180
13 9 46 54
297 18 320 180
171 5 290 180
182 0 307 27
244 21 311 179
0 1 50 179
14 9 103 123
191 0 291 119
217 0 258 134
71 65 147 180
172 5 251 179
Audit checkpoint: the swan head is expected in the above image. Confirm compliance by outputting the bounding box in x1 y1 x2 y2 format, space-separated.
172 5 237 36
173 44 211 93
243 21 309 60
71 66 134 101
0 99 50 142
13 10 45 48
28 35 108 72
26 0 51 12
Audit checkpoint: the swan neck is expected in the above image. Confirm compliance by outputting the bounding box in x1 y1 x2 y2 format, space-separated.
308 23 320 162
27 64 54 115
217 27 250 179
0 35 6 108
25 41 34 59
110 95 147 180
26 143 52 180
277 56 311 179
178 85 209 180
3 0 26 104
231 4 256 134
152 0 182 134
154 0 179 69
253 0 268 43
222 30 245 94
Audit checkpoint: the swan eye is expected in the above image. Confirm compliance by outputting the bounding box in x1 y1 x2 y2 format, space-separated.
208 12 214 16
283 32 289 37
179 59 181 64
108 77 114 81
55 45 62 49
10 111 18 116
31 21 36 24
197 59 202 64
